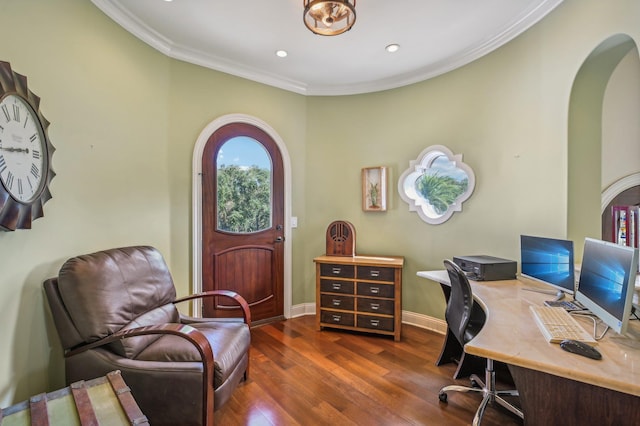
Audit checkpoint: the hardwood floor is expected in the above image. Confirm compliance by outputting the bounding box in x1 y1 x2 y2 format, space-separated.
215 316 524 425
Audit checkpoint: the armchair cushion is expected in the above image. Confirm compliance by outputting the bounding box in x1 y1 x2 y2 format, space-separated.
136 322 250 388
57 246 178 358
113 305 180 358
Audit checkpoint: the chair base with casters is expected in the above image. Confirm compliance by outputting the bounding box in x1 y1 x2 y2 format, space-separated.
439 358 523 426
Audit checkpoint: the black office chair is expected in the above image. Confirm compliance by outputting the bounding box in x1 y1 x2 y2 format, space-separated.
438 259 523 425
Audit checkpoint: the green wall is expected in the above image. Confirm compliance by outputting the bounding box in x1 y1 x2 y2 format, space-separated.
0 0 638 407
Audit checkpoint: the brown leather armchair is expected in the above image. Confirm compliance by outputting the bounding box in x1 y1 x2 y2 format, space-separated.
43 246 251 426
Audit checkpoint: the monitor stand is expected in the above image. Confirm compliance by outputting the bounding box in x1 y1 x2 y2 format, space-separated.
522 287 565 301
524 288 588 312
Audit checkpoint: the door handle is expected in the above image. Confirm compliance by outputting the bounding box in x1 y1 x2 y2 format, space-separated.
274 236 284 242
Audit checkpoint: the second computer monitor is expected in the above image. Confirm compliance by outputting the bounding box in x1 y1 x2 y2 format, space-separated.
575 237 638 335
520 235 575 295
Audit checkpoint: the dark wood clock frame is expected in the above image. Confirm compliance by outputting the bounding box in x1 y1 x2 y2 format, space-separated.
0 61 55 231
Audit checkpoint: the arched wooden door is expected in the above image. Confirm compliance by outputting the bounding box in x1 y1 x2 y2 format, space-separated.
202 122 284 323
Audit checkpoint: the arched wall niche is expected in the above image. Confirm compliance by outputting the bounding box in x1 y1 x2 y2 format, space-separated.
567 34 639 259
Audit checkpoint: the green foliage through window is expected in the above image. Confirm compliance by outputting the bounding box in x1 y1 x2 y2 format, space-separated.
217 165 271 233
416 173 468 215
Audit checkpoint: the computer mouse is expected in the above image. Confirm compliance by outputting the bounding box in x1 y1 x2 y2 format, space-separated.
560 339 602 360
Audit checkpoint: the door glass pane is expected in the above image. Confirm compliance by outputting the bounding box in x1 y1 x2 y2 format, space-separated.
216 136 272 233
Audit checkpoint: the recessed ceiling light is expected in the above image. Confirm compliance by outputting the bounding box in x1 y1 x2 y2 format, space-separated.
386 44 400 53
276 50 288 58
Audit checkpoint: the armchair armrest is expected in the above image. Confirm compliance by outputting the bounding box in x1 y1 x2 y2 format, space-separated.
66 324 213 364
174 290 252 327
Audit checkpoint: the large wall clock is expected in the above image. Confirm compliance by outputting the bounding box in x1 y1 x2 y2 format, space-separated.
0 61 55 231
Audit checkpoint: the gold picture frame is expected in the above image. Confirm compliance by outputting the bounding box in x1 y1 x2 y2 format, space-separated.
362 166 387 211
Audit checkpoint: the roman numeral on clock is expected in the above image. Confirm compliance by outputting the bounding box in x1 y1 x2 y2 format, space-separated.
1 105 10 122
6 171 14 189
30 163 40 179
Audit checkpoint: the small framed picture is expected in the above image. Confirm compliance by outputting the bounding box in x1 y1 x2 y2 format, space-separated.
362 166 387 211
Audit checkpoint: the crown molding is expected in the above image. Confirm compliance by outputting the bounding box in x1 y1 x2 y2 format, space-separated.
92 0 563 96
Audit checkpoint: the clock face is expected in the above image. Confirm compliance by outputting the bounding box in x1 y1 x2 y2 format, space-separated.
0 94 46 203
0 60 55 231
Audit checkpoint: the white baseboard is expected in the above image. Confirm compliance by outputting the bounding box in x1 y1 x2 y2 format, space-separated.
288 303 446 335
290 302 316 318
401 310 447 334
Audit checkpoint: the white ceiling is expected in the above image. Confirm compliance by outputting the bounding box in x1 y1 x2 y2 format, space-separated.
91 0 564 96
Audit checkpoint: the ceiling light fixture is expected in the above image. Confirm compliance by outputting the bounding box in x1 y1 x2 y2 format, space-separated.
386 44 400 53
276 50 288 58
303 0 356 36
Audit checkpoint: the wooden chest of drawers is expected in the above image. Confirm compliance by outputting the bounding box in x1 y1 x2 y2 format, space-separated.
314 255 404 341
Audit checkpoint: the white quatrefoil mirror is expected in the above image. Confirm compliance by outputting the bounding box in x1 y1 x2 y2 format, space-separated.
398 145 475 225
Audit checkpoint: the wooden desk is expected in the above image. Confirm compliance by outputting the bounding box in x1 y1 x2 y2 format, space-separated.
418 270 640 426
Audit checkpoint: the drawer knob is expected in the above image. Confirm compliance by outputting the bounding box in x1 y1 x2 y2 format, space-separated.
331 267 342 274
370 303 380 310
370 319 380 327
332 315 341 322
332 299 341 306
332 283 342 290
370 287 379 294
370 270 380 277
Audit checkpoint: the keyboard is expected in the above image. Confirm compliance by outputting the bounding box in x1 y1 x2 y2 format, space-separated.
530 306 597 344
544 299 585 312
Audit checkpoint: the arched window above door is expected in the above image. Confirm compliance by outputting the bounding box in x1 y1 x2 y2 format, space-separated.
216 136 273 233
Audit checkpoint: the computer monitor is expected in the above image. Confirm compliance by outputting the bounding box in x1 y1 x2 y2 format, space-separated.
520 235 575 299
575 237 638 335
